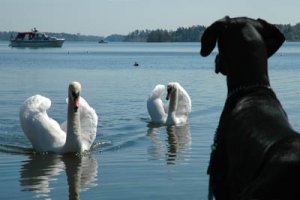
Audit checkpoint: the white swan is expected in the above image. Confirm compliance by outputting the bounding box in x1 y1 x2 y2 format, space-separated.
19 81 98 154
147 82 191 125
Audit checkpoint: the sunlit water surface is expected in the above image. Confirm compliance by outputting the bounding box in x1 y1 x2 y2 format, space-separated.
0 41 299 199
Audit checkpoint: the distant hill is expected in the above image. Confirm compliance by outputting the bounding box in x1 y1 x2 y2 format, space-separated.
0 31 104 41
104 34 126 42
49 33 104 41
1 23 300 42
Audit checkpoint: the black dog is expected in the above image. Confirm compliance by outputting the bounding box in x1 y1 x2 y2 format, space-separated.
201 16 300 200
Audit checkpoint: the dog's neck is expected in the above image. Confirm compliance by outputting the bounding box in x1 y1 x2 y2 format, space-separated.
226 59 271 95
227 84 272 99
223 33 271 94
227 75 270 93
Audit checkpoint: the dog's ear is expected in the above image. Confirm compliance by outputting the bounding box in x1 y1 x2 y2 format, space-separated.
257 18 285 57
200 17 228 57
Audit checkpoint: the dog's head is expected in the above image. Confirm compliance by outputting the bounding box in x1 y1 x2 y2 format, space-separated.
200 16 285 76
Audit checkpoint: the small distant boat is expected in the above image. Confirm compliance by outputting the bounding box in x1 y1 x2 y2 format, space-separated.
134 62 139 67
98 39 107 44
9 28 64 48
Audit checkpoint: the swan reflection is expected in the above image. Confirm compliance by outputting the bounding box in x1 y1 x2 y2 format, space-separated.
147 124 191 164
20 154 98 199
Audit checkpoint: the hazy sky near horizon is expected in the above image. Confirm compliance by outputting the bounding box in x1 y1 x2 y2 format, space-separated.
1 0 299 36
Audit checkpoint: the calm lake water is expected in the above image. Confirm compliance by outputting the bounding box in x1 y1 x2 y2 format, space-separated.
0 41 299 200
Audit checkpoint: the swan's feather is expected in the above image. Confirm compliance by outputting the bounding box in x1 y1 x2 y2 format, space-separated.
20 95 66 152
61 97 98 151
147 84 168 124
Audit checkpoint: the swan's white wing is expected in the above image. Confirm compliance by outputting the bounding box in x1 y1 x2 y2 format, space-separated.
147 85 168 124
61 97 98 151
20 95 66 152
78 97 98 151
148 84 165 99
147 98 167 124
175 84 192 118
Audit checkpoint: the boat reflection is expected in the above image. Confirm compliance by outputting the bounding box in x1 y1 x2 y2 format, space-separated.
20 154 98 199
147 124 191 164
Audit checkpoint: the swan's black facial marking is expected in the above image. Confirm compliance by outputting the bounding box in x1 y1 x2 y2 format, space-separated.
72 91 80 98
70 90 80 112
69 81 81 112
74 95 80 112
166 85 174 100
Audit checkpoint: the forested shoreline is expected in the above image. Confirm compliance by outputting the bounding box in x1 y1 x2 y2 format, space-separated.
122 23 300 42
1 23 300 42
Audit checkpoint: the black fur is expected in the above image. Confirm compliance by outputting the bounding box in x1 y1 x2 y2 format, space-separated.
201 16 300 200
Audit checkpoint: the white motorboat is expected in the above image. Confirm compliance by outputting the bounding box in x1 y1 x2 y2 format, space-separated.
9 28 64 48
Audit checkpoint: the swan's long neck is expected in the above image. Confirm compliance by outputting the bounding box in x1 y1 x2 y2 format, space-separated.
169 93 177 113
64 98 82 153
167 88 178 123
169 88 178 113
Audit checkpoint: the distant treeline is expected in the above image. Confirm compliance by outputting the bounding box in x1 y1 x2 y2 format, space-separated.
123 23 300 42
276 24 300 41
1 23 300 42
123 25 206 42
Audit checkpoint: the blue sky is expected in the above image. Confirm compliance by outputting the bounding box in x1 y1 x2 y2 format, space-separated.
1 0 299 36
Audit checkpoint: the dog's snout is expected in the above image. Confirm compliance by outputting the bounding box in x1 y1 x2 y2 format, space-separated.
214 54 228 75
215 54 221 74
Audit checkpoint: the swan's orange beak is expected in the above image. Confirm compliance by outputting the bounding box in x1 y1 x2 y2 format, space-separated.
74 97 80 112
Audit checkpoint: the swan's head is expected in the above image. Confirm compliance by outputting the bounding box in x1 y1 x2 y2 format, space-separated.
68 81 81 112
166 82 179 100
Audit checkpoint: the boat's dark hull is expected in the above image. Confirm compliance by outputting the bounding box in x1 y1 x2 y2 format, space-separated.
9 39 64 48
